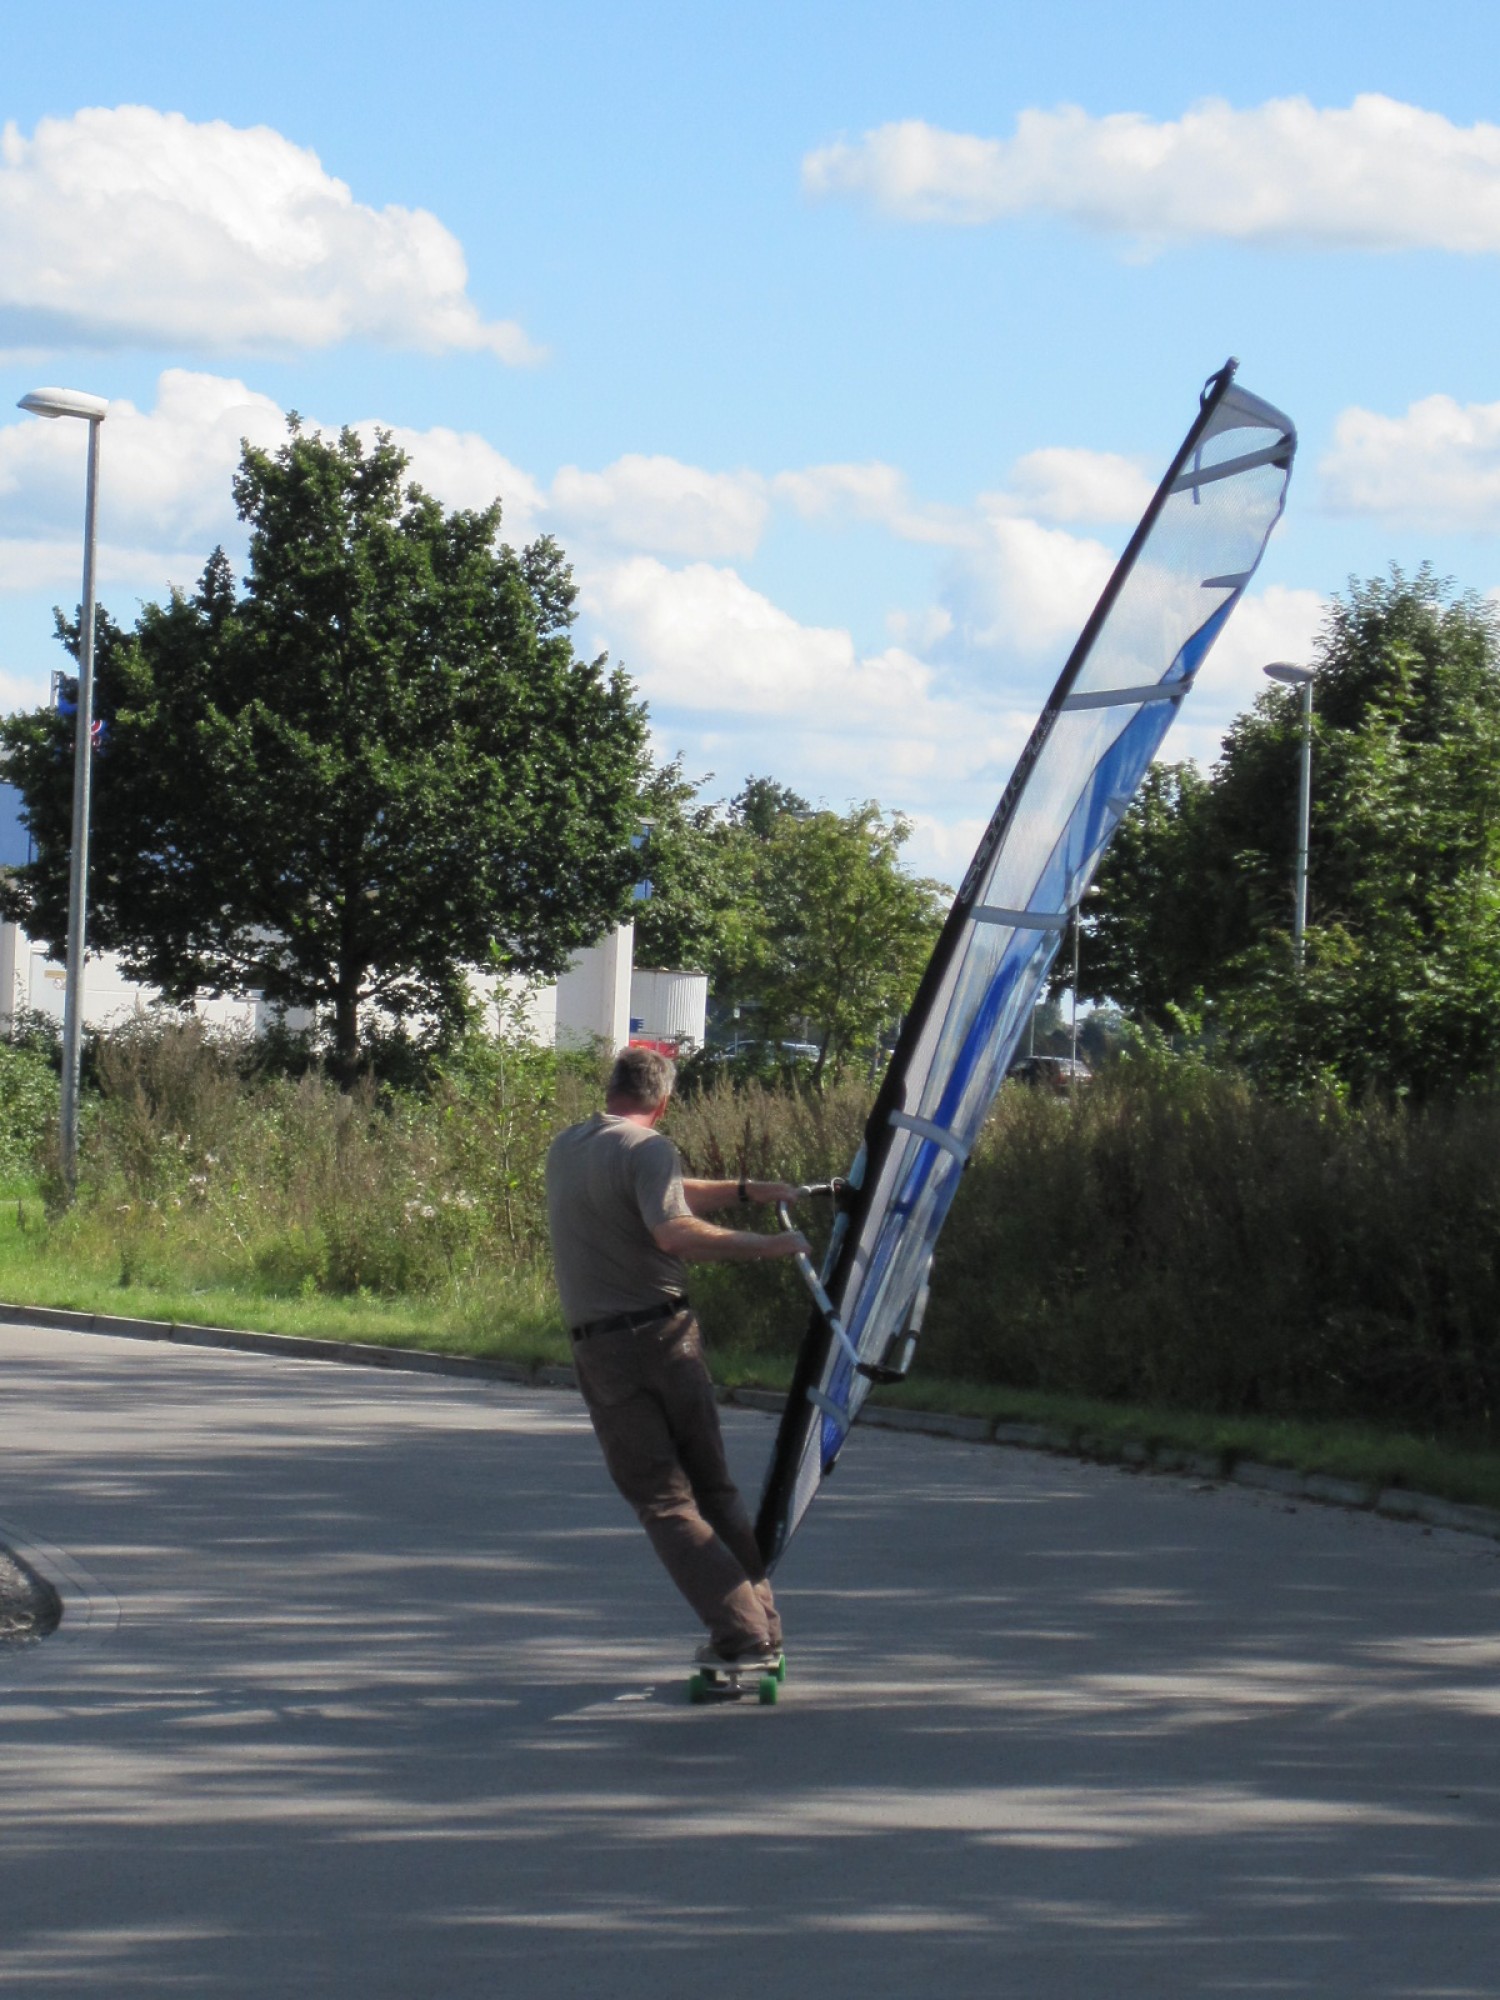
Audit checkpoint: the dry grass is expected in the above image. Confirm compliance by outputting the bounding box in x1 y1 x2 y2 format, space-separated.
50 1018 603 1302
2 1021 1497 1449
928 1064 1500 1441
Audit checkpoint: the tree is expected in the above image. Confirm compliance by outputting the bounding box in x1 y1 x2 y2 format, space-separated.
0 423 649 1077
1072 760 1216 1024
624 768 948 1075
632 770 817 985
1082 567 1500 1095
631 759 749 976
731 802 948 1083
729 774 810 839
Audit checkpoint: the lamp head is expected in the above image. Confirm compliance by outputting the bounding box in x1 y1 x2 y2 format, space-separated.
1264 661 1314 686
18 387 108 422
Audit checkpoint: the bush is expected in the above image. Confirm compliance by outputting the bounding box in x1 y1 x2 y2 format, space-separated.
31 1017 1500 1446
42 1015 607 1297
0 1038 59 1183
922 1064 1500 1440
663 1072 868 1190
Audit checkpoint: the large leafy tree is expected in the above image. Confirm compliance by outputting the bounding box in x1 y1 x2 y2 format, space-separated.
726 797 947 1082
631 759 752 976
0 424 649 1077
753 806 946 1080
1076 760 1217 1024
632 771 946 1078
1083 567 1500 1095
630 768 815 980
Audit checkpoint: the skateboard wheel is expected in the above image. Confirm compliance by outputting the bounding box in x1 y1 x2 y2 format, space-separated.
774 1654 787 1682
688 1671 708 1704
757 1674 779 1705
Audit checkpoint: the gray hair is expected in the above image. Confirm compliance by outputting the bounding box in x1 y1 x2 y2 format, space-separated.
607 1045 676 1109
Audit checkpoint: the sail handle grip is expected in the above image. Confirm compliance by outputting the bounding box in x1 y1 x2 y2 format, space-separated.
778 1199 862 1371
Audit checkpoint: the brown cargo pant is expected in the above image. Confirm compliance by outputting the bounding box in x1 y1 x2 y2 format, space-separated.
571 1306 780 1654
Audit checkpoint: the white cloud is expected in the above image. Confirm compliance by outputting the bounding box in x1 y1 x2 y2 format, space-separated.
0 537 200 596
0 371 549 601
904 811 991 879
551 455 769 559
577 555 1036 862
580 555 933 720
361 424 544 544
1320 395 1500 529
0 107 539 360
886 605 953 650
0 372 1307 856
772 461 970 545
943 512 1117 658
803 96 1500 253
998 447 1156 523
0 370 287 593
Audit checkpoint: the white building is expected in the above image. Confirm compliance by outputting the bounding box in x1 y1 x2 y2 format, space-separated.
0 914 707 1055
0 782 706 1052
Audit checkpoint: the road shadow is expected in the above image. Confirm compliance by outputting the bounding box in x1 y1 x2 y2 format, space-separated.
0 1331 1496 1998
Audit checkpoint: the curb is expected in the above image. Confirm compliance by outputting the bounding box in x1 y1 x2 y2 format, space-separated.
0 1300 546 1389
3 1299 1498 1547
723 1392 1500 1543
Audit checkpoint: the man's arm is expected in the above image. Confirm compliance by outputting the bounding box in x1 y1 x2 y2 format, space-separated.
653 1214 809 1264
681 1176 800 1217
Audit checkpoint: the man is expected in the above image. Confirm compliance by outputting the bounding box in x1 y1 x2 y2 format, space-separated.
546 1045 810 1666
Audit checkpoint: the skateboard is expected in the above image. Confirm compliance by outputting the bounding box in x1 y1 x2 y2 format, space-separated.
687 1651 787 1706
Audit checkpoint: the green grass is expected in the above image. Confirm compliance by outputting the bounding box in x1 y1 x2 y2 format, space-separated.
866 1375 1500 1514
0 1190 571 1370
4 1187 1493 1519
696 1340 1500 1514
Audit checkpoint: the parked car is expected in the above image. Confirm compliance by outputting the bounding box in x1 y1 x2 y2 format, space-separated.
680 1038 823 1088
1006 1054 1093 1093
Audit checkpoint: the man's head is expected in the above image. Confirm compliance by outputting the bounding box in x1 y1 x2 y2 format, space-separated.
605 1046 676 1119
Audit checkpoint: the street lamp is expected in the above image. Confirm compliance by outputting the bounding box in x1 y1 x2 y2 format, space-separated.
17 386 108 1191
1264 661 1315 970
1069 882 1102 1082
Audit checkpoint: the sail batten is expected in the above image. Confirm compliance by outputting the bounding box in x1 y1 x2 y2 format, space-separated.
1060 682 1185 712
971 905 1070 931
754 361 1298 1571
1169 438 1292 492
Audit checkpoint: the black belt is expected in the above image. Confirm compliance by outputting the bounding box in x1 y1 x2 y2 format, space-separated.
570 1296 691 1342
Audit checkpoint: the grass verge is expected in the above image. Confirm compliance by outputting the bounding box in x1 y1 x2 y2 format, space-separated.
2 1192 1494 1520
699 1344 1500 1516
0 1192 571 1372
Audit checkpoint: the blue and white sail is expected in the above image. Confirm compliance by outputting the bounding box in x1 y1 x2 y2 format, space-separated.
755 360 1297 1570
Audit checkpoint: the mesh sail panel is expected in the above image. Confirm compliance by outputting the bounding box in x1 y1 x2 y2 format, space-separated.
755 366 1297 1571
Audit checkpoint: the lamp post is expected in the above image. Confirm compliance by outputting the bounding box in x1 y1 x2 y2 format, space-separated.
1069 883 1101 1085
1264 661 1315 971
17 387 108 1191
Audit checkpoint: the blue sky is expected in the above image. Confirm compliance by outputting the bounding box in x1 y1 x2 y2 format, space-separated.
4 0 1500 878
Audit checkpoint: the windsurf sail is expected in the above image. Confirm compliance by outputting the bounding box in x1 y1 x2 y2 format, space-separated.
755 359 1297 1570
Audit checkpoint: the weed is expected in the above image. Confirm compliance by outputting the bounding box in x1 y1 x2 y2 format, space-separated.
0 1019 1496 1455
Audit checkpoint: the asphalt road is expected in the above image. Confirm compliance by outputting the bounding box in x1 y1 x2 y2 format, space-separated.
1 1321 1497 1999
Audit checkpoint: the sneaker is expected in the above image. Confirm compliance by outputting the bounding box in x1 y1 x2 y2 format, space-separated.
695 1638 781 1669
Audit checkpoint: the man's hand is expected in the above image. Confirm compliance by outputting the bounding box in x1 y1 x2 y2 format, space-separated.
750 1179 802 1206
767 1228 811 1259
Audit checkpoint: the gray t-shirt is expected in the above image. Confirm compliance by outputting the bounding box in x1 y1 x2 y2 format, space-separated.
545 1112 693 1328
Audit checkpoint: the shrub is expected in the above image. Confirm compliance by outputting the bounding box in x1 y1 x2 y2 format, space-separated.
0 1038 59 1184
922 1065 1500 1439
30 1017 1500 1446
664 1071 869 1190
